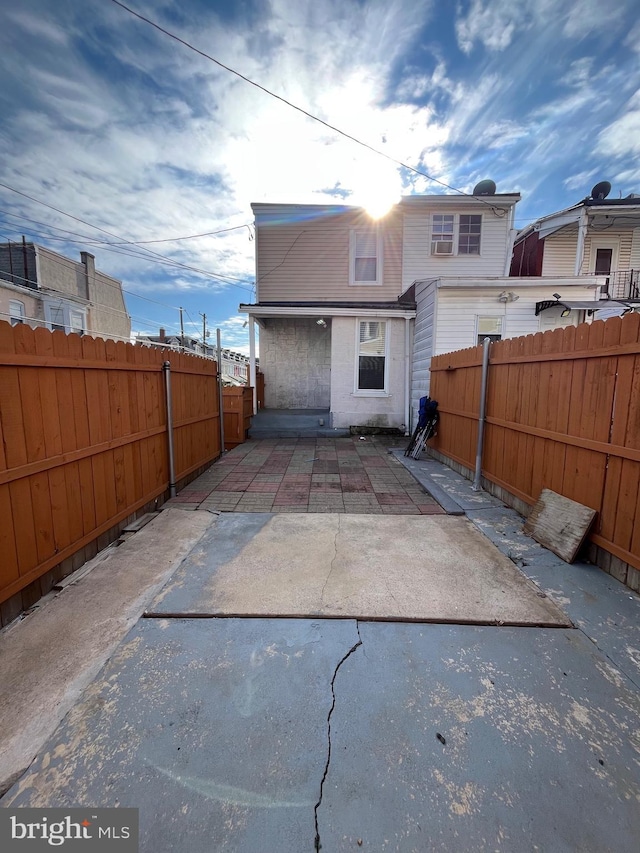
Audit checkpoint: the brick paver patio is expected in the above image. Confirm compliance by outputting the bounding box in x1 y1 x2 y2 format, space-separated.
166 437 445 514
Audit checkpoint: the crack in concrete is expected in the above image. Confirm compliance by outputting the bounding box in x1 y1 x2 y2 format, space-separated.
320 516 341 604
314 622 362 852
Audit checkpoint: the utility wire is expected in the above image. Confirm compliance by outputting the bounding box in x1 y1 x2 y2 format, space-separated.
109 0 506 214
0 183 255 291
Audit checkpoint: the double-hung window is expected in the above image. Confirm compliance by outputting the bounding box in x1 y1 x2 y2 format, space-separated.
458 215 482 254
350 228 382 285
44 300 87 335
356 320 387 392
9 300 25 326
431 213 482 256
431 215 455 255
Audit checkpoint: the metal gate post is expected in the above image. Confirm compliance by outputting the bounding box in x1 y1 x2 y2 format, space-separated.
163 361 177 498
472 337 491 491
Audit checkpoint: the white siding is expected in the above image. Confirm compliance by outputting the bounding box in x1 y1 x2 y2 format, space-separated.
631 229 640 268
541 226 578 276
411 279 437 426
330 316 406 429
402 200 515 289
433 284 598 356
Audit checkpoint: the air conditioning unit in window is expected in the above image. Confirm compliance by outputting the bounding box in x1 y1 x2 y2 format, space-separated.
433 241 453 255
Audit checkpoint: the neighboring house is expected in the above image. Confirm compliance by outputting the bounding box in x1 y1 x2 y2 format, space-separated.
0 240 130 341
241 202 416 431
137 329 252 385
510 181 640 304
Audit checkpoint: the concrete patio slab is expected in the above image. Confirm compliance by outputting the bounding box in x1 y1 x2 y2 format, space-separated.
320 621 640 853
4 619 638 852
149 513 571 626
0 510 214 797
2 618 360 853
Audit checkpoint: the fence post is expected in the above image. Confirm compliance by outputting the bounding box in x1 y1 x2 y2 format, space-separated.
163 361 177 498
472 337 491 491
216 328 225 454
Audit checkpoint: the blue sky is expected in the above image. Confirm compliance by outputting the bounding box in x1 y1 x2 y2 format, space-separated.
1 0 639 353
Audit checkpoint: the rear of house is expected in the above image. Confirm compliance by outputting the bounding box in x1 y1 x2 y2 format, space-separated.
242 203 415 432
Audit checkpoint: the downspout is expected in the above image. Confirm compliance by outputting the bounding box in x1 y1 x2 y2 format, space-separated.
249 315 257 414
404 316 411 435
503 205 517 277
163 361 177 498
574 207 588 275
472 337 491 492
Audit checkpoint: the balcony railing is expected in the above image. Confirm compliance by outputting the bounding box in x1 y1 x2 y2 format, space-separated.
600 269 640 300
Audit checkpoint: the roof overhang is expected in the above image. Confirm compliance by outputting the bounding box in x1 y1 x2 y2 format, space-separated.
535 299 631 316
239 303 415 319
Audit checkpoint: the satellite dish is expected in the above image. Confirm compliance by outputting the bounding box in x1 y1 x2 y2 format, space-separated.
590 181 611 200
473 179 497 196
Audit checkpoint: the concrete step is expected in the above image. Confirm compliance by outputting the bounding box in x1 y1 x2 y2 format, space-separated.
249 427 350 439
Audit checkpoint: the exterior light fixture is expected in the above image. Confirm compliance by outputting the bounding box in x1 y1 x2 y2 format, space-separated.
316 318 327 327
552 293 562 301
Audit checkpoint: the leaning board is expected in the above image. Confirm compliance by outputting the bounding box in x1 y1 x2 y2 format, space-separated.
524 489 597 563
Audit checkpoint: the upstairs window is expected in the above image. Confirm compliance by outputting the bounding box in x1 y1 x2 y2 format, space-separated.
9 299 25 326
431 213 482 256
44 300 87 335
357 320 387 391
350 228 382 285
431 215 454 255
48 305 66 333
458 215 482 254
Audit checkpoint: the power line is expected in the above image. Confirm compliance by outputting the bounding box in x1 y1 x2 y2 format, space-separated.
109 0 506 214
106 223 253 244
0 184 255 291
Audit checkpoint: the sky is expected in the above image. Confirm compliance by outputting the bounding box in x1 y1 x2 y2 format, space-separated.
1 0 639 354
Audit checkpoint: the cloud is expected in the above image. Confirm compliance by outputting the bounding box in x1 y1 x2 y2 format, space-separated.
595 92 640 158
563 169 598 192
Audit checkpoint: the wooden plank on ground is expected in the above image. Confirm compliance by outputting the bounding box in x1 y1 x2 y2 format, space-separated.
524 488 597 563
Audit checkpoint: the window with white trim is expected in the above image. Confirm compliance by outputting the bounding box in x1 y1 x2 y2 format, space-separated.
350 228 382 284
431 213 482 256
477 316 502 344
356 320 387 391
44 300 87 335
431 215 454 255
9 300 25 326
458 215 482 254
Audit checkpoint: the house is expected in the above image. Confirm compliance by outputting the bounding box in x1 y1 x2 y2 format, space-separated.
241 184 617 431
241 202 416 432
136 329 252 385
0 240 130 341
510 180 640 303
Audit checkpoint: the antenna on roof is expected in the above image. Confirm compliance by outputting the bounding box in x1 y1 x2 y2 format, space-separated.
590 181 611 200
472 179 496 196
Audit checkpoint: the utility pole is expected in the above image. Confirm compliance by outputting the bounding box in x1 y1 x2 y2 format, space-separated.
179 307 185 348
200 312 207 354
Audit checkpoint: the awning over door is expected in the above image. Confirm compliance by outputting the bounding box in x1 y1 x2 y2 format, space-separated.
535 299 631 316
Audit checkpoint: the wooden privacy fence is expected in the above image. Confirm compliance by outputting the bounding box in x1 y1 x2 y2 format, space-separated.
429 313 640 573
222 386 253 450
0 322 221 605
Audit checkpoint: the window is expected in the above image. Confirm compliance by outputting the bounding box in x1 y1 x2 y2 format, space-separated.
350 228 382 284
44 300 87 335
357 320 387 391
9 300 25 326
477 316 502 345
458 215 482 254
431 215 454 254
431 213 482 256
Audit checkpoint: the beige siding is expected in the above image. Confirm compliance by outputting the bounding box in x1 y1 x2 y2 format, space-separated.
256 206 403 302
0 282 43 329
541 226 578 276
402 201 514 289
